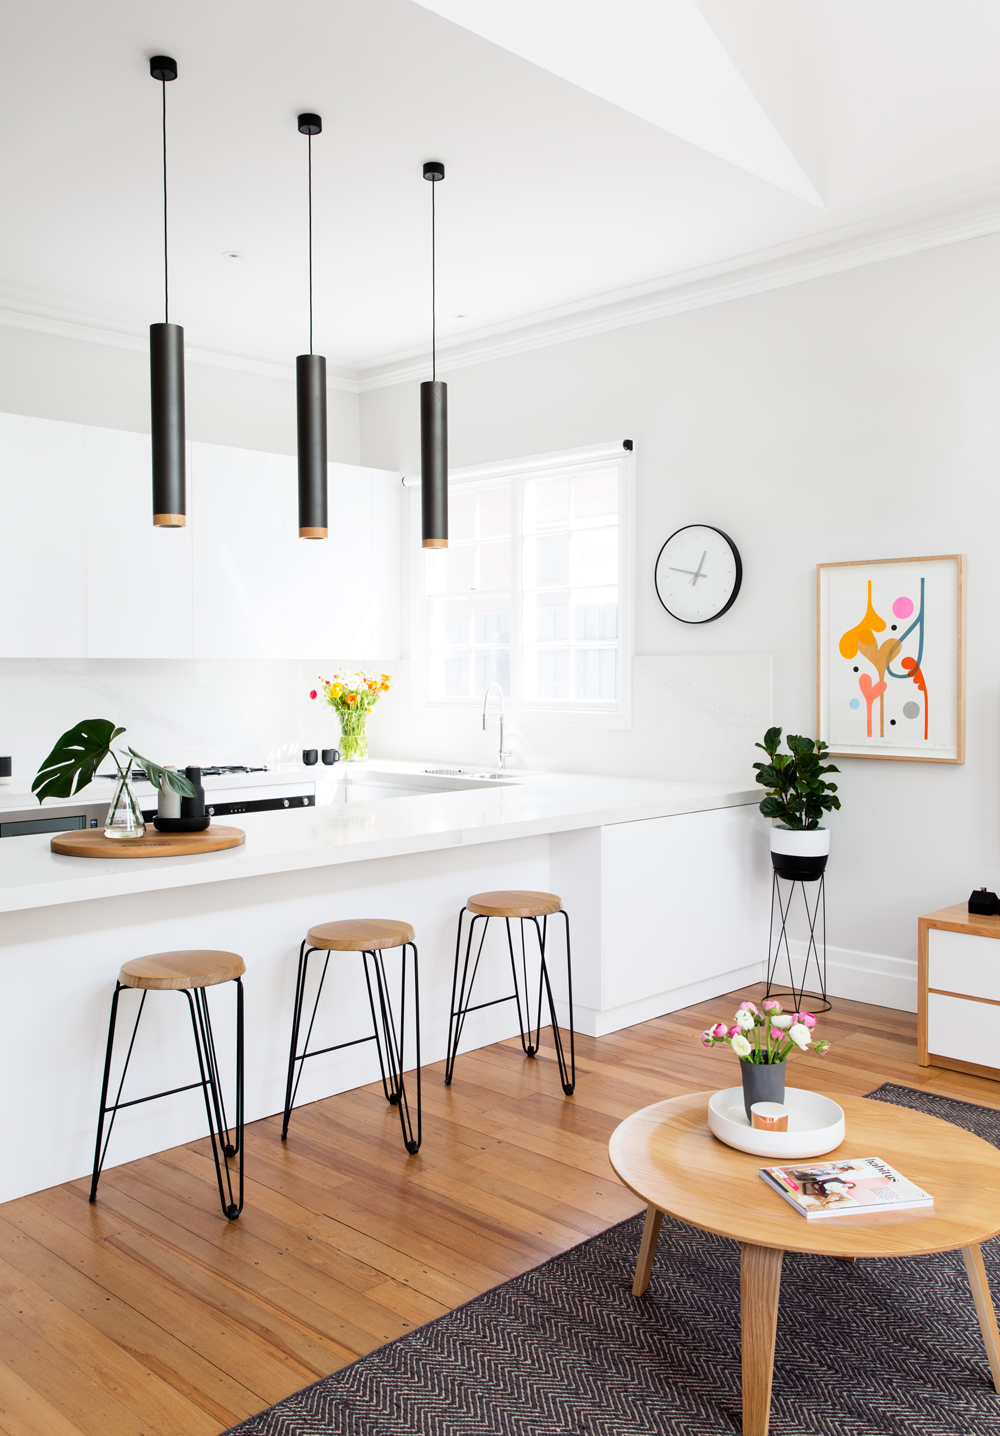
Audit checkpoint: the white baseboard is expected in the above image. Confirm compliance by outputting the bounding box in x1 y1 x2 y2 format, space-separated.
557 962 766 1038
780 939 917 1013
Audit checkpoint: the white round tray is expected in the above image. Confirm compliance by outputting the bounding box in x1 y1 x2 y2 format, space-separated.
708 1087 845 1159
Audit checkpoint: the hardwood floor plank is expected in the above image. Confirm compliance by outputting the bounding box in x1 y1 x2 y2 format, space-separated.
0 1361 89 1436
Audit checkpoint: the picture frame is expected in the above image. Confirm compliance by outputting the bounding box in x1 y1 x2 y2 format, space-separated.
817 555 965 764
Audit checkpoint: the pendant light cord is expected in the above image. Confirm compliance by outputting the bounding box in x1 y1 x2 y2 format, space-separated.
431 176 437 381
308 133 314 355
161 78 169 324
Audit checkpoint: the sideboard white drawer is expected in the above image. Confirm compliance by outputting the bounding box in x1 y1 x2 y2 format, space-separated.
927 929 1000 1001
927 992 1000 1065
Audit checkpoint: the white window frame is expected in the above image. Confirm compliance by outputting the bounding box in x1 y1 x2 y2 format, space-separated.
408 441 633 729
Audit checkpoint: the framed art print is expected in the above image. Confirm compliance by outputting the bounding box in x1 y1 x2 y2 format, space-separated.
817 555 965 763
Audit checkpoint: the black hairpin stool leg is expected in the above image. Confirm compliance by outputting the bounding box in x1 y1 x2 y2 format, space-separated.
364 943 422 1153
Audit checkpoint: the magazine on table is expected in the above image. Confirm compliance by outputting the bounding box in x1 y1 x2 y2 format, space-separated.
759 1157 933 1219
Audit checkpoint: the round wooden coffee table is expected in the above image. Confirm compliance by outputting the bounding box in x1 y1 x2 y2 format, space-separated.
609 1091 1000 1436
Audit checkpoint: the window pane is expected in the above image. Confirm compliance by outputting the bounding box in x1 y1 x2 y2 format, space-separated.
450 491 476 542
526 532 569 587
478 538 511 592
533 648 569 700
573 470 618 518
574 647 617 701
429 596 470 646
474 649 510 696
473 594 510 644
571 526 617 586
524 476 569 530
525 589 569 644
478 487 511 538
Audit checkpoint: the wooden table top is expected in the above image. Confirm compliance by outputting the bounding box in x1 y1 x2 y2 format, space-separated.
609 1091 1000 1259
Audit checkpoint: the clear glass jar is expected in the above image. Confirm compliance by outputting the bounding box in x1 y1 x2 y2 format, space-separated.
338 712 368 762
104 769 147 839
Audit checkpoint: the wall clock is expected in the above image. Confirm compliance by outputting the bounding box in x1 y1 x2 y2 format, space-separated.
654 524 743 624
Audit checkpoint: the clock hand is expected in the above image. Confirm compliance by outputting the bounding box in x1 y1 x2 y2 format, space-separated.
690 550 707 586
668 566 698 575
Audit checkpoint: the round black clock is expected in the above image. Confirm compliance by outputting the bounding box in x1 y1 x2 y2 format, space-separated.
654 525 743 624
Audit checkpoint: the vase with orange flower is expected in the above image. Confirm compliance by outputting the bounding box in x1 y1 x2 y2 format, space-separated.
311 671 391 761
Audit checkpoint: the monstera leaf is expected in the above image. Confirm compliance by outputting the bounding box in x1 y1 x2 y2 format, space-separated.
128 750 196 799
32 719 124 803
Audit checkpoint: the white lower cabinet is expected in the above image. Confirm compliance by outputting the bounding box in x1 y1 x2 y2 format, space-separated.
0 412 87 657
927 992 999 1064
85 426 194 659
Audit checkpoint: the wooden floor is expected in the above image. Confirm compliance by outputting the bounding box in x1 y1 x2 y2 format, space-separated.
0 983 997 1436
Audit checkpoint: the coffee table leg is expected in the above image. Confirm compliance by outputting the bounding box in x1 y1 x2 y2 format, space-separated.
962 1244 1000 1393
741 1243 784 1436
632 1205 663 1296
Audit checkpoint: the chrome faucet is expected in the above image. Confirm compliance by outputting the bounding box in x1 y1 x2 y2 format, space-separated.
482 683 511 770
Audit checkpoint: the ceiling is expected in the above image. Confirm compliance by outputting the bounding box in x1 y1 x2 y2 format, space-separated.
4 0 1000 383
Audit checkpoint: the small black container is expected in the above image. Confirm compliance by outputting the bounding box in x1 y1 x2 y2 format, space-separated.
321 748 340 765
0 756 11 784
302 749 318 765
154 765 211 833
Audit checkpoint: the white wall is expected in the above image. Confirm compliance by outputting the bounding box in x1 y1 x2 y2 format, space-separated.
0 323 360 461
359 232 1000 1010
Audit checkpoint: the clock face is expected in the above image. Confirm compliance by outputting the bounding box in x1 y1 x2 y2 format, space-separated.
654 525 743 624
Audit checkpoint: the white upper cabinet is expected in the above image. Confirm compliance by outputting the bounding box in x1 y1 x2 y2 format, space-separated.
84 426 193 658
191 442 287 658
0 412 87 657
285 463 400 660
0 411 399 661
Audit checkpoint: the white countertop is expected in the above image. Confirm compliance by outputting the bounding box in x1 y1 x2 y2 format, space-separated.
0 761 759 915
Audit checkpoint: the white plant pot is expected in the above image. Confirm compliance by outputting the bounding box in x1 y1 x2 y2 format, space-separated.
770 826 829 882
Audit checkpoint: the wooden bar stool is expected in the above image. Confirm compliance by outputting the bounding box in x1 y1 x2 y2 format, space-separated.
446 891 575 1094
90 951 244 1220
281 920 421 1154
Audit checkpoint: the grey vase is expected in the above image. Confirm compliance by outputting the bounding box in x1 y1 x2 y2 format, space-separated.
740 1058 786 1122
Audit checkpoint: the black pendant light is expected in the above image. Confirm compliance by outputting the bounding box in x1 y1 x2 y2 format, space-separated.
421 160 448 548
296 113 328 539
149 56 185 528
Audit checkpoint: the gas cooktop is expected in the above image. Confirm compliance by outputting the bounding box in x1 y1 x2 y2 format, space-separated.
99 765 269 781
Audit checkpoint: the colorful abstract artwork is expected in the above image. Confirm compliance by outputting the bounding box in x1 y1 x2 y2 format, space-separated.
817 556 964 763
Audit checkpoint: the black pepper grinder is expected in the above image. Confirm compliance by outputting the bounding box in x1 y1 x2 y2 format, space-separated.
180 765 210 831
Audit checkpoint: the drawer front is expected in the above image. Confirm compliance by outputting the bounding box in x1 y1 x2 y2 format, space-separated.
927 992 1000 1066
927 928 1000 1001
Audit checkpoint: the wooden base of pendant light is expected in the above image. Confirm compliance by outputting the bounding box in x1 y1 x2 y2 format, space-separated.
299 527 328 539
153 514 186 527
422 538 448 548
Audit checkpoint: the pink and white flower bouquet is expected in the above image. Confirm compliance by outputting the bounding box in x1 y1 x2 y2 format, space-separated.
699 999 831 1065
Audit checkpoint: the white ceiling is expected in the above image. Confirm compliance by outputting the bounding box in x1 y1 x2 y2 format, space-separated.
3 0 1000 381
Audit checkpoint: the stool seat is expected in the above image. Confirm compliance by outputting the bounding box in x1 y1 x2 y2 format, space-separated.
119 950 246 991
306 919 415 952
467 890 562 919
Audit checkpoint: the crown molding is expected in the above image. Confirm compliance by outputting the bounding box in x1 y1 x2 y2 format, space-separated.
355 181 1000 391
3 181 1000 397
0 283 360 392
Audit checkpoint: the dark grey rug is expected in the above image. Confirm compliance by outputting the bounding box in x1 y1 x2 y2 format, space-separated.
224 1083 1000 1435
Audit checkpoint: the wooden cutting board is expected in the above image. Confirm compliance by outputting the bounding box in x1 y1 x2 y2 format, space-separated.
50 825 246 859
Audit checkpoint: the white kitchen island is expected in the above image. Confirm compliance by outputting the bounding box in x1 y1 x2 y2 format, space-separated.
0 764 769 1201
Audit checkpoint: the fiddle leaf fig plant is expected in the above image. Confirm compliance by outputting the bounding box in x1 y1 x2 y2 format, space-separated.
32 718 195 805
752 726 841 831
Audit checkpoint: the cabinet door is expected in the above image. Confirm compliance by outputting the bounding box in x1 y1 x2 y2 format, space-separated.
84 426 193 658
0 412 87 657
285 463 400 660
191 443 286 658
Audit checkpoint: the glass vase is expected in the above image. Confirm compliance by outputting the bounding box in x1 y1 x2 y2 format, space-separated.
739 1057 786 1123
104 770 146 839
339 711 369 762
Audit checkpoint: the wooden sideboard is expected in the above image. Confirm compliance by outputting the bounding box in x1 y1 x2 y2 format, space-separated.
918 904 1000 1082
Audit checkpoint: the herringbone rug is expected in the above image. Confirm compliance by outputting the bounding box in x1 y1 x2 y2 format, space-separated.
224 1084 1000 1435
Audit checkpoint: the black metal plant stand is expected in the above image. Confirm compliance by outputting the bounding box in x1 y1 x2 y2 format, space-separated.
764 871 831 1014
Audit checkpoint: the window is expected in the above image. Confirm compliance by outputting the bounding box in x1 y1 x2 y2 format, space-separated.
416 445 631 717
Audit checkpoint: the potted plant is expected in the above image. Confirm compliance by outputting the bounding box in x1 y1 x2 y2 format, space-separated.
700 999 831 1120
32 718 194 839
752 726 840 880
